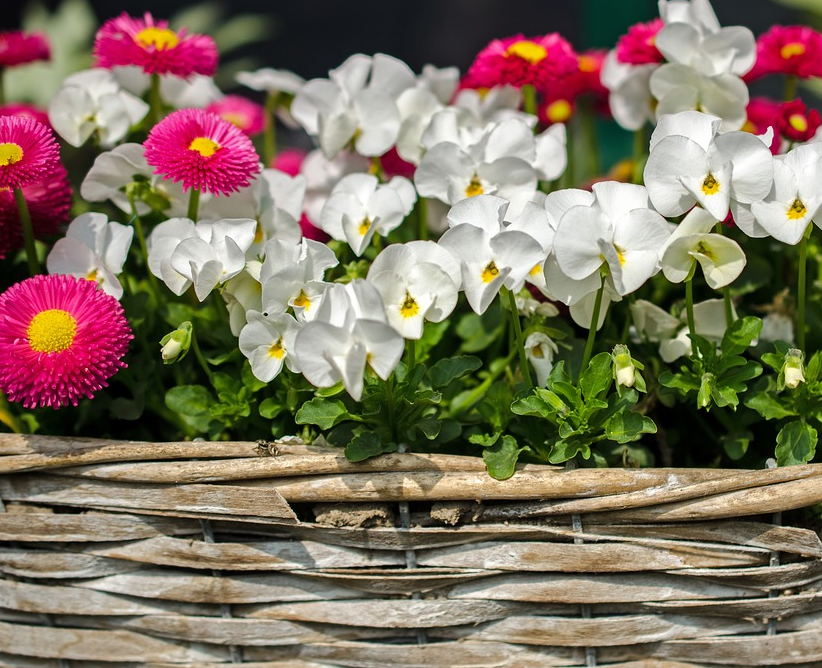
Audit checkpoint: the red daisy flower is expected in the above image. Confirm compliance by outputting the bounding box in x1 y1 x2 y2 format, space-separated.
0 115 61 190
205 95 266 136
0 274 133 409
777 99 821 143
616 19 664 66
0 31 50 68
0 161 72 258
143 108 261 196
93 12 218 78
0 103 51 129
745 25 822 81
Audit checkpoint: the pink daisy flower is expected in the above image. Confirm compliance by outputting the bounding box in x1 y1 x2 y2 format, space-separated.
93 12 218 78
776 99 821 143
0 103 51 129
464 33 578 90
0 274 133 409
0 115 61 190
540 50 609 125
745 25 822 81
615 19 664 66
744 97 782 153
205 95 266 136
143 108 261 196
0 161 72 258
271 147 305 174
0 31 50 68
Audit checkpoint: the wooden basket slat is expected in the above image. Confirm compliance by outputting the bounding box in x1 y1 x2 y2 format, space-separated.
0 510 200 541
0 548 139 579
654 629 822 665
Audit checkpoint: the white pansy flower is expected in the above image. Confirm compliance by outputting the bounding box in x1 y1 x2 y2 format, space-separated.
601 52 658 131
438 195 545 314
524 332 559 387
48 69 148 148
239 311 302 382
660 299 736 362
660 207 746 289
46 212 133 300
222 262 263 337
320 173 416 255
291 53 416 158
300 148 370 227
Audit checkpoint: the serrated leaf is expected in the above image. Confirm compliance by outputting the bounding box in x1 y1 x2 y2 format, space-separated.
510 393 559 420
761 352 784 373
605 411 657 443
550 380 581 408
295 397 351 430
745 392 797 420
345 432 384 462
579 352 613 401
659 370 700 393
482 434 528 480
429 355 483 388
166 385 213 416
722 316 763 357
775 420 817 466
410 418 442 440
548 439 591 463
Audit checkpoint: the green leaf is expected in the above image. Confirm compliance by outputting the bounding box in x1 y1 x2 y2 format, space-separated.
659 370 700 393
550 380 582 408
721 316 763 357
344 432 384 462
456 307 503 352
166 385 213 416
761 352 785 373
697 373 716 409
511 393 560 421
745 392 798 420
469 431 500 447
605 411 657 444
429 355 482 388
775 420 818 466
211 372 241 396
295 397 351 430
259 398 285 419
548 439 591 463
482 435 528 480
722 431 752 461
409 418 442 440
807 352 822 383
579 352 613 401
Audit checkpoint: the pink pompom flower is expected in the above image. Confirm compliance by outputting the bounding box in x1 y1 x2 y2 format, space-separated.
744 97 782 153
0 31 50 68
0 103 51 129
143 108 261 196
0 161 72 258
93 12 218 78
464 33 578 90
745 25 822 81
0 274 133 409
615 19 664 66
777 99 821 143
0 115 61 190
205 95 266 136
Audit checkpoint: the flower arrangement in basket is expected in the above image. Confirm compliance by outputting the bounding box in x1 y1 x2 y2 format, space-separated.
1 0 822 485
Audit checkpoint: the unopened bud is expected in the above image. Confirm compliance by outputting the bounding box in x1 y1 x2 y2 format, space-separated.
160 321 193 364
612 344 636 388
783 348 805 390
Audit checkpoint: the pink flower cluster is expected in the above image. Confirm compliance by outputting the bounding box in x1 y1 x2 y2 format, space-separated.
746 25 822 80
0 31 50 68
615 18 664 65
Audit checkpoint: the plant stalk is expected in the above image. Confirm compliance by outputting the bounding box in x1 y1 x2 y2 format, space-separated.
187 188 201 222
580 273 606 380
14 187 39 275
263 92 280 166
797 226 810 351
506 288 533 389
148 73 163 127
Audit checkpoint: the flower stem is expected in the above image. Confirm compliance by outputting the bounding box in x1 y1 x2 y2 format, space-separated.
148 73 163 127
632 126 647 185
127 193 164 306
416 197 429 241
506 288 533 389
0 68 6 106
406 338 416 370
190 327 213 382
714 223 734 328
521 84 537 118
579 273 606 380
13 187 39 276
263 92 280 167
187 188 201 222
784 74 798 102
798 225 810 351
685 275 697 348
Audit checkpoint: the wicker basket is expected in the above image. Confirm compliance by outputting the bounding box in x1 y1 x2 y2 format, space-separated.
2 434 822 667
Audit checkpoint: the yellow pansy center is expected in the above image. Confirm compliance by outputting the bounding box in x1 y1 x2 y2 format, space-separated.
85 269 99 283
358 217 371 236
781 42 806 60
529 263 542 276
506 40 547 65
481 260 500 283
254 221 264 244
188 137 220 158
465 176 484 198
789 114 809 133
27 309 77 354
701 173 720 195
0 143 23 166
135 26 180 51
694 240 715 260
615 245 627 267
292 290 311 311
531 344 544 358
399 293 419 319
546 99 572 124
268 338 285 360
788 198 807 220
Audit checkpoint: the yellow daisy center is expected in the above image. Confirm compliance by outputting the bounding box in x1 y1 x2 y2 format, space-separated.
546 99 572 124
221 112 247 129
788 198 807 220
465 176 484 198
701 173 720 195
292 290 311 311
789 114 809 133
135 26 180 51
399 293 419 319
27 309 77 354
0 143 24 166
188 137 220 158
578 55 598 72
481 260 500 283
506 40 547 65
268 338 285 360
781 42 806 60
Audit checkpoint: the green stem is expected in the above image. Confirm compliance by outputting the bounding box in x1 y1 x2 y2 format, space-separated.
579 273 606 380
14 187 39 276
0 68 6 106
506 288 533 389
385 374 398 443
416 197 429 241
263 92 280 167
127 193 164 306
191 328 213 382
187 188 201 222
798 226 810 351
580 98 600 181
448 350 517 417
406 338 416 371
632 127 647 185
521 84 538 118
784 74 798 102
0 392 22 433
559 118 574 189
685 276 697 348
714 223 734 328
148 73 163 127
370 155 384 182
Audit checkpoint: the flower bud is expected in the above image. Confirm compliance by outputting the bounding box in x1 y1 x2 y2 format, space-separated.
612 344 636 388
782 348 805 390
524 332 558 387
160 321 192 364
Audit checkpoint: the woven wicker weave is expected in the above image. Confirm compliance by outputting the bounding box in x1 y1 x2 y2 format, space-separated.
2 434 822 667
